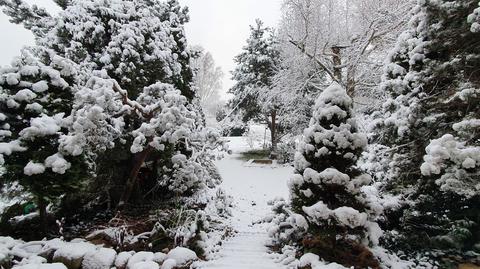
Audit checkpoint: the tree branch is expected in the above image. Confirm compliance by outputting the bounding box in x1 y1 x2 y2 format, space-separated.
110 80 164 119
0 0 53 38
288 38 341 85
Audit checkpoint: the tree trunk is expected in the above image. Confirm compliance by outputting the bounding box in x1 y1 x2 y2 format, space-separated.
38 197 48 236
332 46 356 96
331 46 343 82
117 145 154 210
270 110 277 159
346 68 356 97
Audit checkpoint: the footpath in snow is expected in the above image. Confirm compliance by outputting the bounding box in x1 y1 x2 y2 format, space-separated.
195 137 292 269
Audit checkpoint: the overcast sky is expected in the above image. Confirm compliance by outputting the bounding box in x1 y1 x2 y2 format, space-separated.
0 0 282 99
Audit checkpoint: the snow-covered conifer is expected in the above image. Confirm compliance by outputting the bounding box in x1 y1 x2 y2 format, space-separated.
229 19 281 155
1 0 224 209
378 0 480 259
0 49 89 232
289 83 379 267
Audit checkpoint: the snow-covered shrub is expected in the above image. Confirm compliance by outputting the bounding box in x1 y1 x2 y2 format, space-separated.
0 49 90 232
209 188 233 218
178 187 233 258
63 74 224 200
467 1 480 32
420 134 479 197
217 110 248 137
147 205 212 257
157 126 226 195
267 198 307 246
357 144 391 185
398 132 480 254
276 135 298 164
289 83 380 267
375 1 430 190
0 182 30 215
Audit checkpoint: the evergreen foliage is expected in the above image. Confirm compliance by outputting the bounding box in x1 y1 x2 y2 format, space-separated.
228 19 280 122
0 0 224 213
289 83 380 267
378 0 480 259
0 49 89 231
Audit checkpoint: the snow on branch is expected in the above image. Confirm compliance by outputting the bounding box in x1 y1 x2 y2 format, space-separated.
0 0 54 38
288 38 340 85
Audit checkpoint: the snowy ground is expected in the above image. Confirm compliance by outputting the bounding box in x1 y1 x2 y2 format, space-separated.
0 136 434 269
194 137 293 269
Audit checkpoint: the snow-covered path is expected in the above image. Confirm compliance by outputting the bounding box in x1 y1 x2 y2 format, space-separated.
195 137 293 269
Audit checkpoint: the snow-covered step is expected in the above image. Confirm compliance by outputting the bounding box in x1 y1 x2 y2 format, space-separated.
224 238 270 243
220 248 265 254
215 255 273 261
220 246 268 250
200 263 280 269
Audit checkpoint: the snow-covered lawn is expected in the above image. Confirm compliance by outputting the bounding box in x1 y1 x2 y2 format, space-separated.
194 137 292 269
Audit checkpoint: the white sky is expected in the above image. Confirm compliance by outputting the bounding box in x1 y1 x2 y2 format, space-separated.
0 0 282 99
0 0 60 64
179 0 282 99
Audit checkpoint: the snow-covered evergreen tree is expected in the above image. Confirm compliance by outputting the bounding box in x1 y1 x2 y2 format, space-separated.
0 49 89 233
1 0 224 210
229 19 281 155
289 83 379 267
378 0 480 260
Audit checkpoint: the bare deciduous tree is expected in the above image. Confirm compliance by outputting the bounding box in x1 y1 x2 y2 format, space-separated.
191 46 224 119
281 0 412 105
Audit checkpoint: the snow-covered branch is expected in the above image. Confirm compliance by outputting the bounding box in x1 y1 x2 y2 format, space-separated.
288 39 340 85
0 0 54 38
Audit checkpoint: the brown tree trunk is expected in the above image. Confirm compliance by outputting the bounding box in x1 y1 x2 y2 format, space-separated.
270 110 277 159
117 145 154 210
38 197 48 236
